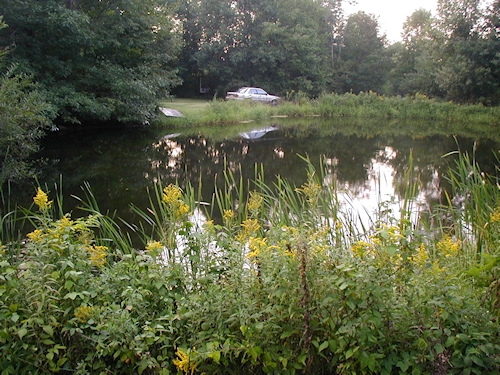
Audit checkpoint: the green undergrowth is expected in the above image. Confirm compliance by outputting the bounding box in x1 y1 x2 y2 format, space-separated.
157 92 500 128
1 153 500 374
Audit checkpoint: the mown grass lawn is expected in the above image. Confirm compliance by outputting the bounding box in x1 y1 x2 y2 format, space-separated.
158 98 211 117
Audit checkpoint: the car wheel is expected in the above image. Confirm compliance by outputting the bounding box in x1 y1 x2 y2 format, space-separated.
271 99 277 106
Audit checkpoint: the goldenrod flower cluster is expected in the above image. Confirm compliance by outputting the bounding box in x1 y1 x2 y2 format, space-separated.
145 240 164 254
296 179 322 205
162 184 190 220
173 348 198 374
74 305 94 323
409 243 429 267
490 206 500 223
247 191 264 216
27 229 45 243
222 209 234 225
236 219 261 243
436 235 461 258
87 245 108 267
351 240 375 258
33 187 53 212
247 237 268 260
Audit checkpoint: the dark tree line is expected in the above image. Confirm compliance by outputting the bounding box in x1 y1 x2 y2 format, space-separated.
0 0 181 126
174 0 500 106
1 0 499 127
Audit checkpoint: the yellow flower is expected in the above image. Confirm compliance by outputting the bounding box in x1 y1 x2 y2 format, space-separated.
351 240 374 258
162 184 183 204
236 219 261 242
430 260 445 275
27 229 45 243
223 209 234 222
87 245 108 267
33 187 53 212
490 207 500 223
176 202 190 218
247 191 264 216
247 237 267 260
74 305 94 323
56 215 73 229
436 235 461 258
162 184 190 219
173 348 198 374
145 240 163 253
410 243 429 267
296 179 322 205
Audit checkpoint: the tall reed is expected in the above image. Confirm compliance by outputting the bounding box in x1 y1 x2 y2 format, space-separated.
442 144 500 258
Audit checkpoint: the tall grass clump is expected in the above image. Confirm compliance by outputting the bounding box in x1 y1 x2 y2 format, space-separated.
1 155 500 374
438 146 500 313
158 93 500 127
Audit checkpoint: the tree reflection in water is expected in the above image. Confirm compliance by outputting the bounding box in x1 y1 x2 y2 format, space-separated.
20 121 499 231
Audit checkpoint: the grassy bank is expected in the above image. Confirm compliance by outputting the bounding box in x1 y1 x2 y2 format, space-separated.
157 92 500 127
1 152 500 374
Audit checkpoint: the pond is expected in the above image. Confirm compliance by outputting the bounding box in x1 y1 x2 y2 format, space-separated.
15 118 500 231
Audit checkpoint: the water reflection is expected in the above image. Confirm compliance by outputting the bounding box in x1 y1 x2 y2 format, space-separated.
19 121 499 230
239 126 277 140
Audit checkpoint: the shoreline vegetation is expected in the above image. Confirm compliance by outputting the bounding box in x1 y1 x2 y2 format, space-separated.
1 152 500 374
157 92 500 128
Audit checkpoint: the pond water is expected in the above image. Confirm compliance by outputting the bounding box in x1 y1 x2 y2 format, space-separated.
15 119 500 229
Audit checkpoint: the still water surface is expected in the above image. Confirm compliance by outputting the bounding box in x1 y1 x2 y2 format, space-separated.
20 120 500 227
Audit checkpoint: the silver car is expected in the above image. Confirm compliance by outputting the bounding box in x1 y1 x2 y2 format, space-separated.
225 87 280 105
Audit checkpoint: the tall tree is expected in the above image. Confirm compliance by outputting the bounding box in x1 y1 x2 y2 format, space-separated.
175 0 334 97
334 11 389 93
433 0 496 103
0 0 181 125
386 9 442 96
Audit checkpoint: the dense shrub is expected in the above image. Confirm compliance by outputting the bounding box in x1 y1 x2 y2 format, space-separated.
1 157 500 374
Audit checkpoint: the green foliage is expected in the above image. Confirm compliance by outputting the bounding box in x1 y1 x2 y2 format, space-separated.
159 93 500 128
174 0 334 96
1 155 500 373
334 11 391 94
0 66 55 183
0 0 182 125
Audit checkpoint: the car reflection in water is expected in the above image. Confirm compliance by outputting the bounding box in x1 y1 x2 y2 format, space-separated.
239 126 278 140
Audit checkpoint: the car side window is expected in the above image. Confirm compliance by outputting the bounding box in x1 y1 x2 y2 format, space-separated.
250 89 257 94
256 89 266 95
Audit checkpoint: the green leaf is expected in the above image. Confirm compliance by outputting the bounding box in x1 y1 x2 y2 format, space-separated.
208 351 221 364
10 313 19 323
280 331 294 339
434 343 444 354
329 340 338 353
64 280 74 291
43 325 54 337
318 341 329 353
64 292 78 300
248 346 262 362
445 336 455 347
396 360 410 372
471 356 484 367
345 346 359 359
18 327 28 340
386 245 398 256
